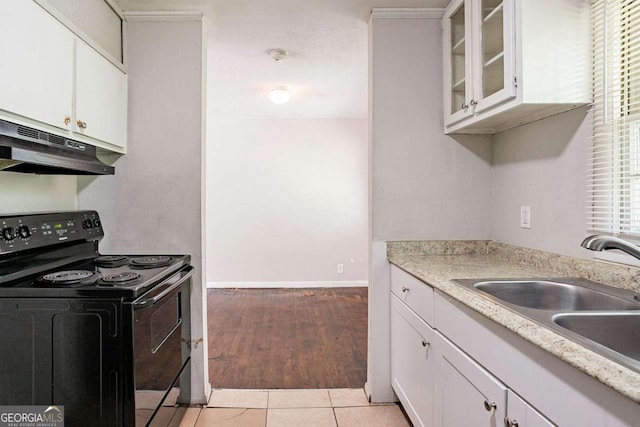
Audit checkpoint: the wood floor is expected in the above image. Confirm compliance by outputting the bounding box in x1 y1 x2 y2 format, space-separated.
207 287 368 389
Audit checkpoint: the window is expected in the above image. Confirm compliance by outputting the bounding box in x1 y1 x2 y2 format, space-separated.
589 0 640 236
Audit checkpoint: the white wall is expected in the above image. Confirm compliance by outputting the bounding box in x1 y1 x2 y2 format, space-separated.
77 16 209 404
367 12 492 403
491 106 591 258
206 117 368 286
0 173 76 214
371 18 492 242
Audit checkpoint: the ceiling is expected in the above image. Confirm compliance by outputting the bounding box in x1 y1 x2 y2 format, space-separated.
116 0 449 119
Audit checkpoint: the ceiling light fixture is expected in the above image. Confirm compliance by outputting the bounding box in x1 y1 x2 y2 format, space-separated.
267 49 291 104
268 85 291 104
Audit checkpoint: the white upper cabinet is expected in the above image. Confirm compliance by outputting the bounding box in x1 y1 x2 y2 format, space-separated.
472 0 516 114
443 0 473 125
443 0 591 134
44 0 124 64
0 0 127 153
0 1 74 132
75 40 127 147
444 0 516 126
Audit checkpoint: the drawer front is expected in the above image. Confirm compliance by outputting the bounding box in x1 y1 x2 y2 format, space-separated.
390 265 434 326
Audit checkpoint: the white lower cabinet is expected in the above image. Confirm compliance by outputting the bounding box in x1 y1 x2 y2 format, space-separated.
390 294 434 427
390 264 640 426
433 332 554 427
506 390 555 427
434 332 507 426
390 266 558 427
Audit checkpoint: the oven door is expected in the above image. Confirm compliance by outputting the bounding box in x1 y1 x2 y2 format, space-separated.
131 265 193 426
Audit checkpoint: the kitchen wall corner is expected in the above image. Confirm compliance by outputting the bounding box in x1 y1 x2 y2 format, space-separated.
368 12 492 403
77 14 210 404
491 106 592 259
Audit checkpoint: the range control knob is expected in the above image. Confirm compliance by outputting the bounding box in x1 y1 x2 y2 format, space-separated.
2 227 15 241
92 218 101 228
17 225 31 239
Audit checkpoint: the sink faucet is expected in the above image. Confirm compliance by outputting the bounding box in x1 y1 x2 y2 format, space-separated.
581 234 640 261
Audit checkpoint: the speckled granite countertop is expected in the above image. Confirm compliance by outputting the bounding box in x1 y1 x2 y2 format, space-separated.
387 241 640 403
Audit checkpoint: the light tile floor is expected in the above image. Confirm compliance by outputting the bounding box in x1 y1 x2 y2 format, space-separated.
145 388 412 427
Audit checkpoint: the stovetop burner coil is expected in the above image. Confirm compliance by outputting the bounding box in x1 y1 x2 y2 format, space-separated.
39 270 98 287
99 272 141 286
94 255 129 268
129 256 173 269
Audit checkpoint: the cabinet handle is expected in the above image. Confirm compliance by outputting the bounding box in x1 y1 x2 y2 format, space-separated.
421 339 430 347
402 286 409 293
470 99 478 107
64 116 71 126
505 418 519 427
461 102 469 111
483 400 497 412
77 120 87 129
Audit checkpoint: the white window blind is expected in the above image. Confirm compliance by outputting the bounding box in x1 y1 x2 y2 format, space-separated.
588 0 640 236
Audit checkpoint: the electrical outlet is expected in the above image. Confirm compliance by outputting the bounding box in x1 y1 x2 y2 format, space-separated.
520 206 531 229
337 264 344 274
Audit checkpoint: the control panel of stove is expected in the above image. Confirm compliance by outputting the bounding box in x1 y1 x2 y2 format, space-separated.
0 211 103 254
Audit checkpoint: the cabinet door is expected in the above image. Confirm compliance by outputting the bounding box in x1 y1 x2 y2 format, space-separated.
75 40 127 149
45 0 124 64
434 332 507 427
443 0 474 126
506 391 555 427
471 0 516 113
0 0 74 130
390 295 434 427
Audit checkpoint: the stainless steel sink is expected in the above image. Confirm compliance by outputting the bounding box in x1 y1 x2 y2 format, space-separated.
472 280 640 310
452 277 640 373
553 312 640 363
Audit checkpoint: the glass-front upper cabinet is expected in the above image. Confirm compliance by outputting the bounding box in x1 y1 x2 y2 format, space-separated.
443 0 590 134
443 0 516 126
443 0 473 126
474 0 515 113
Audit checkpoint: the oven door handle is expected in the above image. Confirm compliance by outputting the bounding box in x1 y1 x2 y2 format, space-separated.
132 266 194 310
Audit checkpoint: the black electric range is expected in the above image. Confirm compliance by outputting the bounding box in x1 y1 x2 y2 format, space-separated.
0 211 193 426
0 250 190 298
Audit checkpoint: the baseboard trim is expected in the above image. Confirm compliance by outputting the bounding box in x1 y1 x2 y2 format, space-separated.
207 280 368 289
